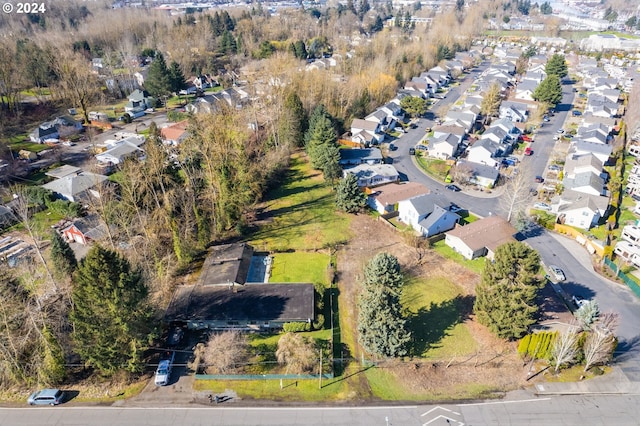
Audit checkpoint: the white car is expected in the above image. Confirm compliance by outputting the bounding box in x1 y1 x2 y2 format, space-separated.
533 202 551 211
548 265 566 282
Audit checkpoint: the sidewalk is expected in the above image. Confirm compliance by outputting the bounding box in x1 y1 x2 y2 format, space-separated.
534 367 640 395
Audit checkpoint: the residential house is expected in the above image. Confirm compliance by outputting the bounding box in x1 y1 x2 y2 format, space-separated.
61 215 108 245
164 243 315 330
339 148 383 166
350 119 385 145
621 225 640 246
95 137 146 166
125 89 154 114
499 101 529 122
514 80 538 101
466 139 502 168
41 171 108 202
343 164 399 187
398 193 459 237
569 140 613 164
45 164 83 179
563 171 606 196
456 160 500 188
160 120 189 146
428 133 461 160
378 102 406 123
444 215 516 260
433 125 466 140
585 94 619 118
563 153 605 180
444 110 477 133
29 116 83 143
521 70 546 84
367 182 430 214
554 189 609 230
365 110 395 132
0 205 15 228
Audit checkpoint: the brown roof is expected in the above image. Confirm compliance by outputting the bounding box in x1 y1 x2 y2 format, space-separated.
433 125 466 136
445 215 516 252
160 120 189 141
371 182 430 206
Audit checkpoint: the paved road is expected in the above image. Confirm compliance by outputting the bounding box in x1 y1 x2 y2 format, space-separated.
4 394 640 425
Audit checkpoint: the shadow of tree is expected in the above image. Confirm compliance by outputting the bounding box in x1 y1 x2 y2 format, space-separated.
407 294 475 356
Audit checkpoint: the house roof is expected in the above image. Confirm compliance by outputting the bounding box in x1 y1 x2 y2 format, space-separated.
45 165 82 179
564 153 604 175
571 140 613 157
369 182 430 207
445 215 516 253
365 110 387 122
351 118 380 132
418 205 459 233
430 133 460 149
165 283 315 323
344 164 399 182
160 120 189 142
457 160 500 180
433 125 466 136
42 172 108 198
198 243 254 286
405 193 450 215
557 189 609 213
339 148 383 163
96 142 143 163
516 80 538 92
563 171 605 193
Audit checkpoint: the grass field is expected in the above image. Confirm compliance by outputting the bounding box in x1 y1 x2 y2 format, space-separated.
430 240 487 275
415 155 450 181
269 252 331 285
249 154 352 252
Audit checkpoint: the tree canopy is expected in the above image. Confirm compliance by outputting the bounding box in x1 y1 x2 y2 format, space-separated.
474 241 543 340
145 52 172 97
358 253 411 357
335 173 366 213
533 74 562 105
480 82 502 118
400 96 427 118
70 245 155 376
545 54 568 79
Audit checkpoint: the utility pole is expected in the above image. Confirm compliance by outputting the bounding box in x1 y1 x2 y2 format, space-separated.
318 349 323 389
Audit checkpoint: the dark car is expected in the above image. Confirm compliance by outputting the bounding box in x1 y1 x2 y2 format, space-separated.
535 175 544 183
409 147 416 155
167 327 185 347
572 110 582 116
446 184 461 192
28 389 64 406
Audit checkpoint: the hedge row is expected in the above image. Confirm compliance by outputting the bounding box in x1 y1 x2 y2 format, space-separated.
517 331 558 361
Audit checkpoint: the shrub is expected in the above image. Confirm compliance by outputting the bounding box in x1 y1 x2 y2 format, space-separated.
283 322 311 332
518 331 557 361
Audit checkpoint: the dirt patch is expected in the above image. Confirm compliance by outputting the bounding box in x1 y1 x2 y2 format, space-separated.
336 214 529 398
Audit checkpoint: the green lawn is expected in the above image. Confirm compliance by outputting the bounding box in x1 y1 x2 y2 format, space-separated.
415 155 450 181
269 252 331 285
430 240 486 275
9 140 51 153
248 154 352 252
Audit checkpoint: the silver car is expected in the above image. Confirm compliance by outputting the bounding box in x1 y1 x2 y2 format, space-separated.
548 265 566 282
27 389 64 406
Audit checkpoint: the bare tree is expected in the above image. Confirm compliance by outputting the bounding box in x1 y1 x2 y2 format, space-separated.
551 324 579 373
276 332 318 375
583 312 619 372
449 162 475 186
203 331 249 374
500 162 534 224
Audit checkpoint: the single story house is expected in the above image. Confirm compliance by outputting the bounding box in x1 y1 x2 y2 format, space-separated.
41 171 108 203
61 216 108 245
455 160 500 188
160 120 190 146
343 164 399 187
367 182 430 214
398 193 459 237
339 148 383 166
444 215 516 260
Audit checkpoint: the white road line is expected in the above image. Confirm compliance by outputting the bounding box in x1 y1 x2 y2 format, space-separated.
459 397 552 407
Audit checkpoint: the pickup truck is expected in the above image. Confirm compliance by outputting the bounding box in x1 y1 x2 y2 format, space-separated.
155 351 175 386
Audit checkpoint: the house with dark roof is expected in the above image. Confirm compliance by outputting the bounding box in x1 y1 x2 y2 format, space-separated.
499 101 529 122
366 182 430 214
444 215 516 260
339 148 383 166
61 215 108 245
164 243 315 330
398 193 459 237
563 171 606 196
569 140 613 164
466 139 502 168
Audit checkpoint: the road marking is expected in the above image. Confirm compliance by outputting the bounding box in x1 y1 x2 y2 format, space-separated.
421 406 460 416
459 397 551 406
423 414 464 425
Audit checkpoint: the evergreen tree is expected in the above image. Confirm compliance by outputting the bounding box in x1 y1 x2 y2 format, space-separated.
145 52 171 97
545 54 568 79
357 253 411 357
50 231 77 276
335 173 366 213
70 245 155 376
533 74 563 105
400 96 427 118
168 61 186 94
306 116 338 170
539 1 553 14
279 91 307 147
474 242 543 340
304 104 333 148
369 16 384 33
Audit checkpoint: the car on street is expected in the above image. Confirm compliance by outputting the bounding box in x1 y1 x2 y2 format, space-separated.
548 164 562 171
524 147 533 156
446 184 461 192
533 202 551 211
548 265 566 282
572 110 582 116
535 175 544 183
28 389 65 406
409 147 416 155
557 128 564 134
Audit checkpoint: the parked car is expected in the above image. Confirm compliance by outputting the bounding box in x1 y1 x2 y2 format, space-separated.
533 202 551 211
548 265 566 282
409 147 416 155
572 110 582 116
155 351 175 386
446 184 461 192
557 129 565 134
548 164 562 171
28 389 64 406
524 147 533 156
535 175 544 183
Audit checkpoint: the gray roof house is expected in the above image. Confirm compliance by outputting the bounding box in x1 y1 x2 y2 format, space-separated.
41 171 108 203
351 118 384 145
563 171 606 196
398 193 459 237
466 139 503 168
499 101 529 122
445 215 516 260
569 140 613 164
455 160 500 188
339 148 384 166
342 164 399 187
428 133 461 160
553 189 609 230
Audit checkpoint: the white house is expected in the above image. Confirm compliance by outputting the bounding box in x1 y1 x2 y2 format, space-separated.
342 164 399 187
367 182 430 214
569 141 612 165
351 118 385 145
428 134 460 160
466 140 501 168
398 194 458 237
444 215 516 260
614 240 640 268
514 80 538 101
555 190 609 230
